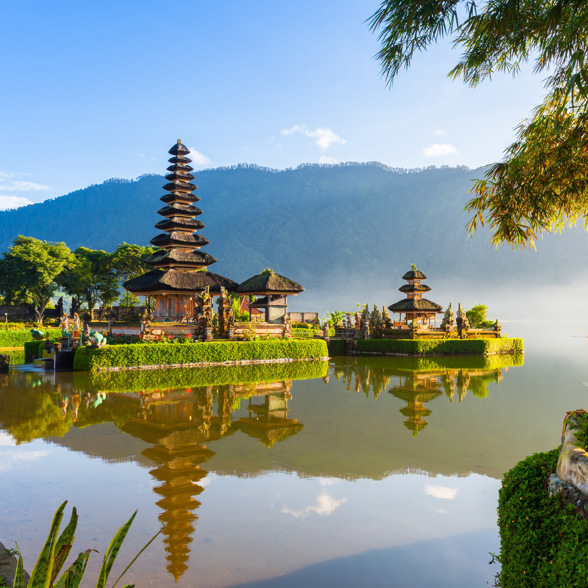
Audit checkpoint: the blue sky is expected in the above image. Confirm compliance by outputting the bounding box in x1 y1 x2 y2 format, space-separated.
0 0 547 209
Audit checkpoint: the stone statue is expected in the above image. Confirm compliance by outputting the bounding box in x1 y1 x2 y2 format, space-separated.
360 305 370 339
30 329 45 340
87 331 107 347
322 322 330 339
440 303 454 333
456 303 469 338
283 315 292 338
354 312 360 330
370 304 382 338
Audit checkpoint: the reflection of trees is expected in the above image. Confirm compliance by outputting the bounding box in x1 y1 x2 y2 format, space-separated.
0 372 74 443
0 371 303 582
332 356 520 437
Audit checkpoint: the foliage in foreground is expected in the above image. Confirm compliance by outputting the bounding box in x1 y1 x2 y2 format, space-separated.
357 337 523 356
369 0 588 248
73 339 329 372
11 500 157 588
497 449 588 586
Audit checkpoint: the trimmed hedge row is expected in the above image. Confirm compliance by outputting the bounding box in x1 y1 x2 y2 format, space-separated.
356 337 524 356
0 328 61 348
0 348 25 365
327 340 346 356
73 339 329 372
497 449 588 586
76 360 329 392
24 341 47 362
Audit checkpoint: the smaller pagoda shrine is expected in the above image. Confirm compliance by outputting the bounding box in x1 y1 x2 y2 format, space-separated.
388 266 443 328
236 269 304 324
123 140 237 321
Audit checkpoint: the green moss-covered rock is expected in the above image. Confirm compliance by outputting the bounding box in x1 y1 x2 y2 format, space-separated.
497 448 588 586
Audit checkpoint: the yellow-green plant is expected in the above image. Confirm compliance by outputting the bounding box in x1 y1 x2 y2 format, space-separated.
12 501 159 588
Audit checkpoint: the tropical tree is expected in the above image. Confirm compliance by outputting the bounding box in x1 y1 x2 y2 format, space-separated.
466 303 494 328
59 247 118 312
111 242 156 282
369 0 588 248
0 236 74 324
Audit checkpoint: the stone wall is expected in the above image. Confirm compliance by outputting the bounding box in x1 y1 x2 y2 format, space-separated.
288 312 319 324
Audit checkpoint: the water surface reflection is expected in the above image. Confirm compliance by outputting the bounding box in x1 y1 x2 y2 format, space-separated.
0 344 562 587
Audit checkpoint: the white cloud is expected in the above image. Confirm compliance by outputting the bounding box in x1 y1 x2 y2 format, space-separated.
423 143 458 157
282 125 346 150
187 147 212 167
0 449 49 471
425 485 459 500
0 432 16 446
434 129 446 135
0 181 50 191
319 155 338 165
318 477 339 487
281 492 347 519
0 195 34 210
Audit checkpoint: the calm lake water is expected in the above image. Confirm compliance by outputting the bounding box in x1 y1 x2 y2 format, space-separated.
1 323 587 587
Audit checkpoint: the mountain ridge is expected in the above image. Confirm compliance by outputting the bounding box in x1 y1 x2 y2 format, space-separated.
0 163 586 296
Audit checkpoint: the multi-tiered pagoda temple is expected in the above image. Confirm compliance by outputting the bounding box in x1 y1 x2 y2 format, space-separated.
124 140 237 321
388 267 443 328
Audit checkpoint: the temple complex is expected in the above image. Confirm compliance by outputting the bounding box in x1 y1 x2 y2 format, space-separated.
123 140 238 322
388 267 443 328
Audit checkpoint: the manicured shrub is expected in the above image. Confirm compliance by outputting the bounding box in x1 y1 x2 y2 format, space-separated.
0 328 61 348
79 360 329 392
357 337 523 356
74 339 328 372
327 339 346 356
1 349 25 365
496 449 588 586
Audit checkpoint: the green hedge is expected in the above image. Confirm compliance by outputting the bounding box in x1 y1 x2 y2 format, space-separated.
327 340 346 356
497 448 588 586
356 337 523 356
73 339 329 372
75 360 328 392
24 341 46 362
0 328 62 348
0 348 25 365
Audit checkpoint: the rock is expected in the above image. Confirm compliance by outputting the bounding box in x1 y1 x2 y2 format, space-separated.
557 410 588 496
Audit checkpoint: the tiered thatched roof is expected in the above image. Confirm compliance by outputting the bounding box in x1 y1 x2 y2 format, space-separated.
124 140 236 296
236 269 304 296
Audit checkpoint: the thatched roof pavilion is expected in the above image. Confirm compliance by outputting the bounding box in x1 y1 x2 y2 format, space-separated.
236 269 303 323
388 267 442 327
124 140 237 321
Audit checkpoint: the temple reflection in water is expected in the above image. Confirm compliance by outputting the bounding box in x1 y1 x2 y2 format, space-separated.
0 354 522 581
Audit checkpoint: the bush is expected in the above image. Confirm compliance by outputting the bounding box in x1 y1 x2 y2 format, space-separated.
357 337 523 356
77 360 329 392
496 449 588 586
0 328 61 348
73 339 329 372
328 339 346 356
24 341 47 362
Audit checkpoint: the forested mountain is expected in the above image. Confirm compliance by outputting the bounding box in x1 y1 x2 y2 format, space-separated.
1 163 587 296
